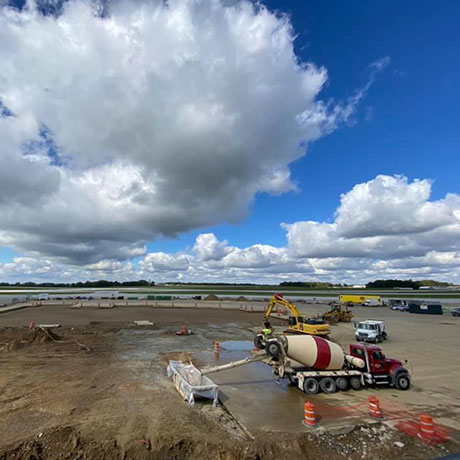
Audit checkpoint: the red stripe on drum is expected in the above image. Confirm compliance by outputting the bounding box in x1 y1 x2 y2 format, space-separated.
312 336 331 370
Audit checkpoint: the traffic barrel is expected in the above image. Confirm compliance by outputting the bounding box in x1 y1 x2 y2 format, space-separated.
302 401 317 428
419 413 435 441
369 396 383 419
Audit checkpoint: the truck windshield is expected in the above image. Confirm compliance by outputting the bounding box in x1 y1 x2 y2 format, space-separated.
359 323 375 330
372 351 384 360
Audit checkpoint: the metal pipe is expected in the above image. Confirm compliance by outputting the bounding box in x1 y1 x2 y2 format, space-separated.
201 356 264 375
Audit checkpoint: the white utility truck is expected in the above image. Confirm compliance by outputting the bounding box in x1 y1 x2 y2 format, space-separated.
354 320 387 343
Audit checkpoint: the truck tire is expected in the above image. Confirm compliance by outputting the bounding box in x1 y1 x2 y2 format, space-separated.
266 341 281 359
336 377 348 391
319 377 337 394
254 335 265 350
303 378 320 395
350 376 362 390
395 373 411 390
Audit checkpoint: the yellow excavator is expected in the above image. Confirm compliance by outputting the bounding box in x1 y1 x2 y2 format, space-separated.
263 293 330 337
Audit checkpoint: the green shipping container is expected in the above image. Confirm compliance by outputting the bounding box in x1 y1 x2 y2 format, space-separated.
147 295 172 301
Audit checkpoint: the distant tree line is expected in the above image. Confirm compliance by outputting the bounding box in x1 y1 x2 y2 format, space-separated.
279 281 345 288
366 279 450 289
0 280 154 288
161 282 261 286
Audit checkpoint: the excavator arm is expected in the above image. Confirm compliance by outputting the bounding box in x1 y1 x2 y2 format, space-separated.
264 294 302 325
262 294 331 337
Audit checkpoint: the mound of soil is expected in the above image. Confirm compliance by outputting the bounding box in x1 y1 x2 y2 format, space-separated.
236 296 248 302
1 423 450 460
3 327 61 351
204 294 219 301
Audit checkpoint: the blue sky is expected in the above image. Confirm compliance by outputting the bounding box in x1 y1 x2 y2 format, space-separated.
1 0 460 283
146 0 460 252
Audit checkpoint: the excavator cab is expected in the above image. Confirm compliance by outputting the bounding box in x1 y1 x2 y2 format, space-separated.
288 316 304 326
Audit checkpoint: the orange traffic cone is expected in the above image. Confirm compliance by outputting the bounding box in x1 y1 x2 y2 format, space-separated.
29 321 36 330
214 341 220 354
175 324 188 335
302 401 317 428
369 396 383 419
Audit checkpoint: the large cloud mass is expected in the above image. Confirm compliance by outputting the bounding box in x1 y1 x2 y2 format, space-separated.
0 0 378 263
2 175 460 284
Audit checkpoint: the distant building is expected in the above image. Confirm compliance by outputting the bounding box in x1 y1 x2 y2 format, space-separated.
352 284 365 288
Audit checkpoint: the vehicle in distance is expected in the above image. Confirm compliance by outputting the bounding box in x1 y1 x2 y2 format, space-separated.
354 320 387 343
391 305 409 311
340 294 382 306
451 307 460 317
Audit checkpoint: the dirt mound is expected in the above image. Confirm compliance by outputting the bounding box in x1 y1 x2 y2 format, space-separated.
27 327 61 343
204 294 219 301
1 327 90 352
236 296 248 302
3 327 61 351
1 423 446 460
0 426 123 460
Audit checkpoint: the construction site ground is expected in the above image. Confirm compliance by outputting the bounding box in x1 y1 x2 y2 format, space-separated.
0 301 459 459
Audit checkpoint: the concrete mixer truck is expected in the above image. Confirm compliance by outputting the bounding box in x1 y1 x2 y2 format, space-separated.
254 333 411 394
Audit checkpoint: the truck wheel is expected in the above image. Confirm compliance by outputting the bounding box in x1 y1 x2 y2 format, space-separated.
350 376 362 390
303 378 320 395
319 377 337 394
336 377 348 391
395 373 411 390
254 335 265 350
266 341 281 359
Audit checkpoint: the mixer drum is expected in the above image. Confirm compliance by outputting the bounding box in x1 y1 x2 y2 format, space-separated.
282 335 344 371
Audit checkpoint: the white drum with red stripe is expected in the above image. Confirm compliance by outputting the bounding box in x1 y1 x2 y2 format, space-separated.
281 335 345 371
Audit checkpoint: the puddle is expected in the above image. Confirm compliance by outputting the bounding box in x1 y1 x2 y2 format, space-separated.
220 340 254 351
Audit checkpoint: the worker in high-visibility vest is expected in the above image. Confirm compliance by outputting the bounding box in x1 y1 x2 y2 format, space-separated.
262 320 274 337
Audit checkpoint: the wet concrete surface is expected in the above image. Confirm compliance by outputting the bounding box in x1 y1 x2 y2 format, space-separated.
193 344 369 433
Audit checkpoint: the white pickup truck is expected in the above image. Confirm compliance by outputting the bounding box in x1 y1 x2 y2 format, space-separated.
354 320 387 343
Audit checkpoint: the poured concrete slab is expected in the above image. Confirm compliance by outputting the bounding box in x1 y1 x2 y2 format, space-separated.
195 344 381 434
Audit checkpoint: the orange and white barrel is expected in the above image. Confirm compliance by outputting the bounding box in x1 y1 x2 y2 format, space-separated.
419 414 435 440
302 401 317 428
369 396 383 418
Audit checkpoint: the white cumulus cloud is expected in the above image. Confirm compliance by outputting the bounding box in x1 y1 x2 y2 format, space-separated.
2 174 460 283
0 0 385 264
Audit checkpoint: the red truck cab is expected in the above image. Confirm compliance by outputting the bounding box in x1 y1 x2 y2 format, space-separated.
349 343 411 390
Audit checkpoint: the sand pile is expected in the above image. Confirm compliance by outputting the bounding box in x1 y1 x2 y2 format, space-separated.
204 294 219 301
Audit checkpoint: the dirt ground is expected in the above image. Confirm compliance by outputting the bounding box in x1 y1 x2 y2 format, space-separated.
0 304 458 459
